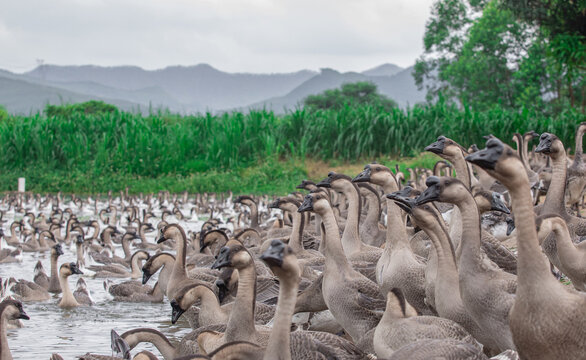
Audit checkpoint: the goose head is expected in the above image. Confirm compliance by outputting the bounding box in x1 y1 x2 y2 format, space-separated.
199 229 229 254
353 163 396 188
60 262 83 277
415 176 469 206
170 282 217 324
535 132 565 158
297 192 331 215
141 253 175 285
156 224 185 244
52 243 64 257
0 298 30 321
465 137 526 188
317 172 354 192
535 214 566 244
473 190 510 214
296 180 316 191
211 240 252 270
260 239 300 281
269 197 301 214
234 195 255 209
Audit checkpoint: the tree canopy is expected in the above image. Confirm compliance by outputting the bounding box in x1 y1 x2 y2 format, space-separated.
304 82 397 111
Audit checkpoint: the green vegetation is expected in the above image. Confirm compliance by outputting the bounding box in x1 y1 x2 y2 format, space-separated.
414 0 585 113
45 100 119 117
0 100 582 194
304 82 397 111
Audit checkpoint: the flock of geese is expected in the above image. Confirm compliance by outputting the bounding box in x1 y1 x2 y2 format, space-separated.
0 123 585 360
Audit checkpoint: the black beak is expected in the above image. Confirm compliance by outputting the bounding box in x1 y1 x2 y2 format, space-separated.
18 309 29 320
215 279 229 303
111 330 131 360
386 192 415 214
415 177 442 205
70 263 83 275
506 217 516 236
464 138 504 170
425 137 446 155
295 182 305 189
142 268 152 285
534 134 552 154
170 300 186 324
316 177 331 188
297 195 314 213
268 199 280 209
55 245 64 256
211 247 232 270
260 239 285 268
490 193 510 214
352 167 371 183
199 237 209 253
156 235 167 244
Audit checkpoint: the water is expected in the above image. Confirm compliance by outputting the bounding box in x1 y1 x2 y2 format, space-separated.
0 202 217 359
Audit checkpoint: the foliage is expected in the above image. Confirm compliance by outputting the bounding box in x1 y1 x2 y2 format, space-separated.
45 100 119 117
304 82 397 111
0 106 8 122
415 0 585 112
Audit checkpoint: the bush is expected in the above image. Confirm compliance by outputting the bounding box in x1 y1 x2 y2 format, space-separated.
304 82 398 111
45 101 118 117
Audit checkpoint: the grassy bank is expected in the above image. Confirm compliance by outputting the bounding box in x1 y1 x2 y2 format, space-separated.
0 101 582 194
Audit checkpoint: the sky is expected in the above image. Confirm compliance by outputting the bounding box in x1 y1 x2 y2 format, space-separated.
0 0 436 74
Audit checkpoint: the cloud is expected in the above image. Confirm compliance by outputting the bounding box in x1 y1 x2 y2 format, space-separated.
0 0 435 73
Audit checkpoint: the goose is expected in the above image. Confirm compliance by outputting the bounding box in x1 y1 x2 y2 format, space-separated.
388 190 501 354
566 122 586 214
3 221 22 246
535 132 586 235
297 192 384 349
316 172 382 261
352 164 431 315
73 278 94 306
141 252 175 296
416 176 517 352
386 339 519 360
535 214 586 291
170 281 275 328
373 288 478 358
90 250 150 279
58 262 85 308
466 137 586 359
105 279 164 303
39 243 64 293
425 135 478 190
0 230 21 263
156 224 190 299
0 299 29 360
8 275 51 302
357 183 386 247
234 196 262 232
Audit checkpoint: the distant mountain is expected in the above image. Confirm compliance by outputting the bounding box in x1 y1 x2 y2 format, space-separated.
361 63 403 77
24 64 317 111
246 66 425 113
0 71 141 114
0 62 426 114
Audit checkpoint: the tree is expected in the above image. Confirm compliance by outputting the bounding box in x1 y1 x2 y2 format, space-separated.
304 82 397 111
45 101 119 117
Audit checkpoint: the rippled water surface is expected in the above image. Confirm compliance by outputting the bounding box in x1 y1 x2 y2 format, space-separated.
0 203 218 359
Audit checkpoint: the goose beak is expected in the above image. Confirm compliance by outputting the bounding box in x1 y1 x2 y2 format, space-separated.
297 196 314 213
415 177 442 205
156 235 167 244
70 263 83 275
316 177 331 188
260 239 285 268
386 192 415 214
490 193 510 214
170 300 185 324
215 279 229 303
352 168 371 183
211 247 232 269
268 199 280 209
295 182 305 189
141 268 152 285
18 309 29 320
55 245 64 256
199 238 209 253
506 218 516 236
425 137 445 154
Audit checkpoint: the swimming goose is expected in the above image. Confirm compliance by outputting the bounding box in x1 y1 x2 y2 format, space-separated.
105 279 164 303
0 230 21 263
416 176 517 352
0 299 29 360
466 137 586 359
73 278 94 306
58 262 84 308
298 192 384 349
90 250 150 279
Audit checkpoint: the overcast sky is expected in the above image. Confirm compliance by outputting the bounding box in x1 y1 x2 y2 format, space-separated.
0 0 436 74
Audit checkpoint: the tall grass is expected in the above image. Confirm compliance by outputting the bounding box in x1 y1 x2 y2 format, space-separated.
0 101 582 180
